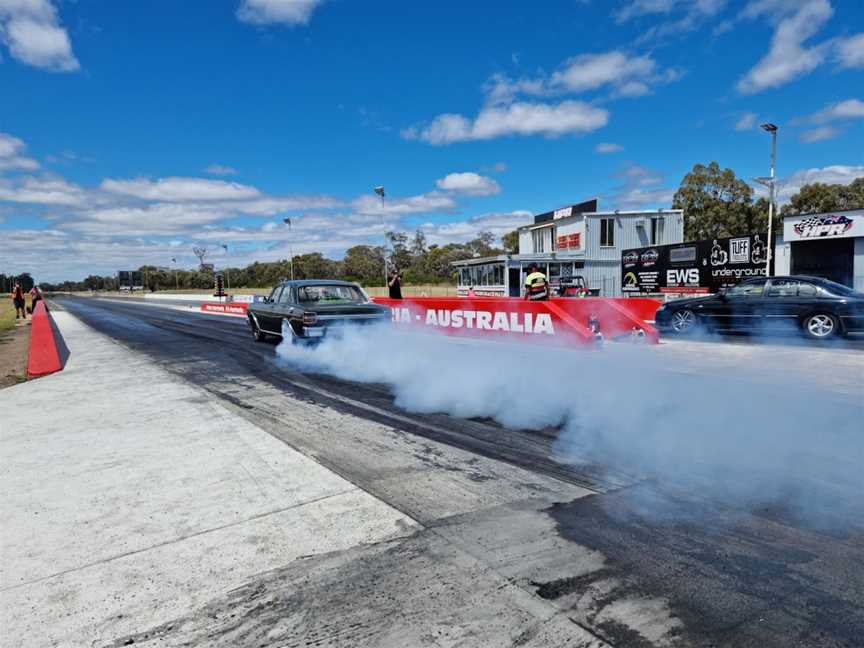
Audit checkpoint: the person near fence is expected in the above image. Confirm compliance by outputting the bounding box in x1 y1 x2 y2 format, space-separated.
30 285 44 312
12 282 27 319
388 269 403 299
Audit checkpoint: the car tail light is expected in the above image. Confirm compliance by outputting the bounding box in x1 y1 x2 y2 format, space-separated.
303 312 317 325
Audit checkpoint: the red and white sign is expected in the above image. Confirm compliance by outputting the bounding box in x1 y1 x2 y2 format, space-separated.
373 297 660 345
556 233 582 250
201 303 247 316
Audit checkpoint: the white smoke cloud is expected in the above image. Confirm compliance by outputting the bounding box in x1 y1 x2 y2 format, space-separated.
276 324 863 524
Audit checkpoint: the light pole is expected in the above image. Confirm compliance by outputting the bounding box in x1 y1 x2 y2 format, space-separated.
374 186 387 287
283 218 294 280
171 257 179 290
760 123 777 277
221 244 230 291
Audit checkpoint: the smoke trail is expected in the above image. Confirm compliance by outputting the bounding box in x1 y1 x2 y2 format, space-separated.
276 324 864 525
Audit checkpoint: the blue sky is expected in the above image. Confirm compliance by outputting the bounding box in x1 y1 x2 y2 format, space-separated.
1 0 863 282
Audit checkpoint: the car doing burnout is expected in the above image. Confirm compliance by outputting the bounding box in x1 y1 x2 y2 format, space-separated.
247 280 389 342
654 275 864 340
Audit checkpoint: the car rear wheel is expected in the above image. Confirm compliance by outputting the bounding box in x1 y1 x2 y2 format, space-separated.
249 315 266 342
802 313 839 340
670 309 698 335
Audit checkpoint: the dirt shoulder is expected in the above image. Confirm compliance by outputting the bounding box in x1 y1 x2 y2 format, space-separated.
0 300 31 388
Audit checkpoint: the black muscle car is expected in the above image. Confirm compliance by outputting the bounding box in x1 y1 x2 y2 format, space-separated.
246 280 389 343
654 275 864 340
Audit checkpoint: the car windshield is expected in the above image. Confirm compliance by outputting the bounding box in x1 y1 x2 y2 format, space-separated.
296 284 367 305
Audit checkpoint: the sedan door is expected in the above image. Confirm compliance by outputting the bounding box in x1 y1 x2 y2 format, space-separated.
760 279 816 334
255 286 282 334
698 279 766 331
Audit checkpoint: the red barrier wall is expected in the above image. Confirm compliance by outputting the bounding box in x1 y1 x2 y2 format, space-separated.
552 298 661 343
372 296 660 345
201 303 248 316
27 301 63 378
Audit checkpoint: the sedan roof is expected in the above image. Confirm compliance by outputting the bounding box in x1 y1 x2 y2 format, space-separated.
279 279 360 288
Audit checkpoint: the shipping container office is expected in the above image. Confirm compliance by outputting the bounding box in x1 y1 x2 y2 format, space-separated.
453 202 684 297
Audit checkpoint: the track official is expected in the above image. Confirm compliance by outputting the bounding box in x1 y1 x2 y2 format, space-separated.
523 264 549 301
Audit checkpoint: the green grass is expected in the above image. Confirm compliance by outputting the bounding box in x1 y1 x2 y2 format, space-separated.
0 299 24 336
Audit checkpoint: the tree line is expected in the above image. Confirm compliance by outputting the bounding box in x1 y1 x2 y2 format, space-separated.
38 231 505 292
34 164 864 293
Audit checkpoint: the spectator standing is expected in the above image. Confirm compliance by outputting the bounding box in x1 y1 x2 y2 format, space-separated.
12 282 26 319
388 269 403 299
30 285 43 312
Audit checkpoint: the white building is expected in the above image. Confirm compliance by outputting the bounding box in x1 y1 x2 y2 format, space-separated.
453 200 684 297
774 208 864 292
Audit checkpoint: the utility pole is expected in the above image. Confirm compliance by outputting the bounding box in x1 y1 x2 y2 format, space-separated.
374 186 387 287
171 257 179 290
283 218 294 280
221 244 230 290
761 123 778 277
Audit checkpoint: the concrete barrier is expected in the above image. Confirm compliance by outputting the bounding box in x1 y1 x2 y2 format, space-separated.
27 301 63 377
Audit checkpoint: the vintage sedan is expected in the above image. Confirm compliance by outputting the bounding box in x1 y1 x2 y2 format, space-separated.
655 275 864 340
247 280 389 343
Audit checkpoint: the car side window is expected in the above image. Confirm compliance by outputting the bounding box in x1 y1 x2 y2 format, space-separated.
797 282 818 297
766 279 799 297
727 280 766 297
278 286 294 304
269 286 282 303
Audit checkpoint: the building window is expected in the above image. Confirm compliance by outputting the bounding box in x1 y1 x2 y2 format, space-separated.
650 218 659 244
600 218 615 247
531 228 553 253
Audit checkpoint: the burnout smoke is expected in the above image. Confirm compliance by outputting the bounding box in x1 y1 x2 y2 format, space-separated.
276 324 863 524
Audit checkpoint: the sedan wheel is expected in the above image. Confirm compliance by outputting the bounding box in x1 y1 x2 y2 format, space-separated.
803 313 838 340
249 315 266 342
671 309 698 334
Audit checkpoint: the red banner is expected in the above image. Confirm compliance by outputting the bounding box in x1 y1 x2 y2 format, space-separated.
201 303 248 316
372 296 660 345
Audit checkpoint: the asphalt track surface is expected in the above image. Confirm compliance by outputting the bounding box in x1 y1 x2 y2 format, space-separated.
53 296 864 648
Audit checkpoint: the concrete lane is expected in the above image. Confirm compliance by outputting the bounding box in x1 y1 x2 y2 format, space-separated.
35 296 864 647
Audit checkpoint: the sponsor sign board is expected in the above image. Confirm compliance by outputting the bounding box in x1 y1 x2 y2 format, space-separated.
201 303 247 316
117 270 144 290
621 233 769 295
783 209 862 241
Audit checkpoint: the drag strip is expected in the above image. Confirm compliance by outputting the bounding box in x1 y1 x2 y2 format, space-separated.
49 295 864 648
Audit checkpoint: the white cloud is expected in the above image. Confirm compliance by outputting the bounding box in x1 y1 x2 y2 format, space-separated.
204 164 238 176
100 177 263 202
735 112 757 130
419 210 533 247
486 51 677 103
616 0 727 41
800 126 840 143
836 33 864 68
768 165 864 203
0 175 85 205
0 132 40 171
409 101 609 145
607 163 675 210
351 191 457 216
595 142 624 153
236 0 322 26
435 172 501 196
795 98 864 142
0 0 79 71
736 0 833 94
807 98 864 123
